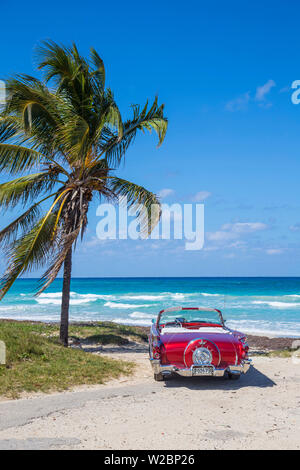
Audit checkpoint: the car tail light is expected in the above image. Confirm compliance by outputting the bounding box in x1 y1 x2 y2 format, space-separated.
153 347 161 359
152 338 161 359
239 337 249 359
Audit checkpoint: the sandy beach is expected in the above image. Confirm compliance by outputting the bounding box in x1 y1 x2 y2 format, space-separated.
0 334 299 450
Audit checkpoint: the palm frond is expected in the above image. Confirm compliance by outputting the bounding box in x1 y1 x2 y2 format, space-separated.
36 41 94 119
90 48 105 90
0 173 59 209
0 193 57 247
0 189 72 298
56 113 90 163
0 116 22 143
5 76 60 129
0 205 41 247
109 177 161 235
35 40 75 88
101 97 167 166
0 213 57 299
0 144 43 174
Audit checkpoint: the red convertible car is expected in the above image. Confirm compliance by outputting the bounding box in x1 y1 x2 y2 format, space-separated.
149 307 251 381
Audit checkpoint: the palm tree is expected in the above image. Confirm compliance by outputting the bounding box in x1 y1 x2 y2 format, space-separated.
0 41 167 346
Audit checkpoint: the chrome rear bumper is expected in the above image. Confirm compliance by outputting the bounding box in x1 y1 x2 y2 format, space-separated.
150 359 251 377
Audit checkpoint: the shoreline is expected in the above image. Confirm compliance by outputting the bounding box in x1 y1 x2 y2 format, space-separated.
0 318 298 350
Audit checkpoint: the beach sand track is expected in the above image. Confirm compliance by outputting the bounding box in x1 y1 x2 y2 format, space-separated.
0 345 299 450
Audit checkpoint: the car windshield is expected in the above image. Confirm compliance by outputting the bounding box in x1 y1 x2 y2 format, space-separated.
159 309 223 327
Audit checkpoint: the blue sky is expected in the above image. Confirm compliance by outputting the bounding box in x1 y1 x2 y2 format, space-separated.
1 0 300 277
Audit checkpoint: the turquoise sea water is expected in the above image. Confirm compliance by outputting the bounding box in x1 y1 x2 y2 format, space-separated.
1 277 300 337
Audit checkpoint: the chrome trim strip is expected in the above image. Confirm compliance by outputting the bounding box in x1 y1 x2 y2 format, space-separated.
150 358 251 377
156 307 225 328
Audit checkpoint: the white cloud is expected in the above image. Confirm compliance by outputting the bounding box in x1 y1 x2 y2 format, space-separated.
266 248 283 255
255 79 276 101
225 92 250 112
84 236 104 247
206 231 238 242
223 253 236 259
226 80 276 113
192 191 211 202
228 240 247 249
279 85 290 93
158 188 175 199
221 222 268 233
205 222 267 251
289 223 300 232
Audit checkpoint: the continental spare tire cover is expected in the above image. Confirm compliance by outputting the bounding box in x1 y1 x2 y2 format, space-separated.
184 338 221 368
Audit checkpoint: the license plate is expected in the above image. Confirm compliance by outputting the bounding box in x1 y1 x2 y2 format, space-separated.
192 366 214 376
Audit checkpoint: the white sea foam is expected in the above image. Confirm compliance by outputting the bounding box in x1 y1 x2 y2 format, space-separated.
36 297 99 305
34 292 117 305
252 300 300 308
30 290 194 304
0 313 61 321
129 312 155 319
112 316 300 334
120 294 165 301
0 305 30 311
200 293 221 297
170 293 186 300
76 293 115 300
39 292 74 298
227 319 300 338
111 317 152 327
104 302 150 309
119 292 190 301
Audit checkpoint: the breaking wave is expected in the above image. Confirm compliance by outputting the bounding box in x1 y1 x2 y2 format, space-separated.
227 319 300 338
252 300 300 309
200 293 221 297
129 311 155 319
104 302 150 309
111 317 152 327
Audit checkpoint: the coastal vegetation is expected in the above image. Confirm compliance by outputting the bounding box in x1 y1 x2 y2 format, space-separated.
0 320 147 398
0 41 167 346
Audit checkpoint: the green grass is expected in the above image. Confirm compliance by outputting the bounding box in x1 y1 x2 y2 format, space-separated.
251 348 294 358
84 334 130 345
0 321 142 399
266 349 294 358
68 321 148 344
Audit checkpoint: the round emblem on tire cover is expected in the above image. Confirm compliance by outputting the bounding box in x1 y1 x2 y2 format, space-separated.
192 347 212 365
184 338 220 368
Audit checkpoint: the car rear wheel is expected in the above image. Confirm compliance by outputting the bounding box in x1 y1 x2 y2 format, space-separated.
154 372 164 381
228 372 241 380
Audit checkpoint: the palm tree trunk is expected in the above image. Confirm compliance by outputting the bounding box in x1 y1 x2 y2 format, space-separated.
60 248 72 347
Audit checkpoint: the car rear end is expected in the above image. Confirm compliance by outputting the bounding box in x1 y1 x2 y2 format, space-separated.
149 307 251 380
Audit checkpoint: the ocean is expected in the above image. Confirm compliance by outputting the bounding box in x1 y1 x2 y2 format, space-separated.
0 277 300 337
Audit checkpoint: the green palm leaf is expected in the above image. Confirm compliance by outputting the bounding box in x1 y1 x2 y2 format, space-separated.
101 97 167 166
0 40 167 345
0 144 43 174
0 213 57 299
0 173 60 208
109 177 161 236
0 193 57 247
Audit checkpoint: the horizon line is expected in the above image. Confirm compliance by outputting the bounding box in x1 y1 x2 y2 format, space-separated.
17 275 300 280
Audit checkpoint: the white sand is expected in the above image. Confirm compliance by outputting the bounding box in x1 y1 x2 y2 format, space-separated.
0 348 299 450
